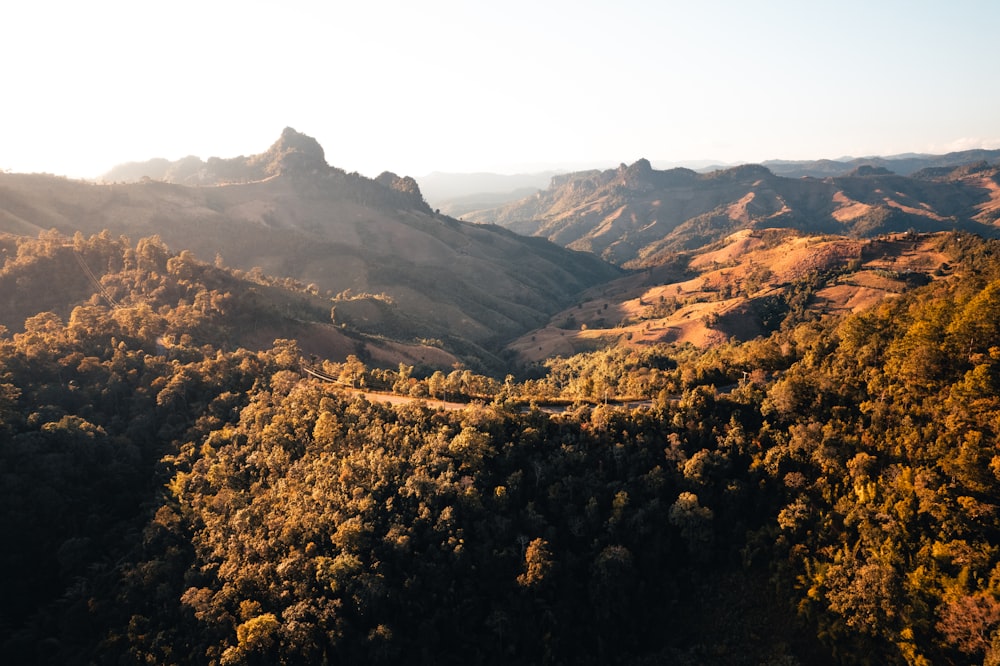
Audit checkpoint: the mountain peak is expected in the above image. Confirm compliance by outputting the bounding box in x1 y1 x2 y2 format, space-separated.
255 127 328 176
376 171 422 196
617 158 656 191
102 128 330 184
627 157 653 173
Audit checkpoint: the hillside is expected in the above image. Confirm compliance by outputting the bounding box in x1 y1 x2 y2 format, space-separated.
3 228 1000 665
0 129 621 364
0 231 466 369
465 158 1000 266
505 229 960 363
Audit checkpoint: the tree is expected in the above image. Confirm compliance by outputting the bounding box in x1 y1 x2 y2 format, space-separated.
339 354 366 388
937 593 1000 661
668 491 714 555
427 370 446 400
517 538 554 589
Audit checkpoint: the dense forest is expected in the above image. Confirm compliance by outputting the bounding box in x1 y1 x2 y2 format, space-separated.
2 230 1000 664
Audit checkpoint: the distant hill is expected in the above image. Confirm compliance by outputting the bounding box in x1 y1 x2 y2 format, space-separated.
0 129 621 368
410 151 1000 213
464 158 1000 266
416 171 561 204
432 187 543 219
759 148 1000 178
412 171 560 220
11 134 1000 368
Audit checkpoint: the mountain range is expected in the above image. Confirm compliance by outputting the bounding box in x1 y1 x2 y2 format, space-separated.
462 158 1000 266
0 129 619 370
415 150 1000 222
5 129 1000 369
112 148 1000 219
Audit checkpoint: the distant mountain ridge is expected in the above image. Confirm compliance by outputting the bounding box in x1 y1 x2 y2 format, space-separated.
758 148 1000 178
109 143 1000 223
463 157 1000 266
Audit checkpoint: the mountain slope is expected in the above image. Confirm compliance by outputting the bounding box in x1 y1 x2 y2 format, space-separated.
466 159 1000 266
505 229 962 363
0 231 466 369
0 130 622 359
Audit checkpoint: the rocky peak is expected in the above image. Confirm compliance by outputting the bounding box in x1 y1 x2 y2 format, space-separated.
254 127 328 177
376 171 422 197
618 158 656 192
625 158 653 175
373 171 431 212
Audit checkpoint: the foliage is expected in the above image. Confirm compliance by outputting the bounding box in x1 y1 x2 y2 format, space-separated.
4 230 1000 664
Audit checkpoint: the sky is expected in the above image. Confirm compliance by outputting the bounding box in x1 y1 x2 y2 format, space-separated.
2 0 999 179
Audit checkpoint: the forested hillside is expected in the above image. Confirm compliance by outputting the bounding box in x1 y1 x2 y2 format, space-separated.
0 230 463 369
3 230 1000 664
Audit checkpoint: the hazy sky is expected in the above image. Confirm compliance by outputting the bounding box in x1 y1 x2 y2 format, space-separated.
3 0 999 179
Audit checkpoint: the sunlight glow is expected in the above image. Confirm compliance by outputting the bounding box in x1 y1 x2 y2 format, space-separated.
2 0 998 178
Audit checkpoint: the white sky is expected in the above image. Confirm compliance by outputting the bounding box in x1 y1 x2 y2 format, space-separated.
2 0 999 179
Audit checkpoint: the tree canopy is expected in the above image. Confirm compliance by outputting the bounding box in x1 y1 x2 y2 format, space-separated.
3 230 1000 664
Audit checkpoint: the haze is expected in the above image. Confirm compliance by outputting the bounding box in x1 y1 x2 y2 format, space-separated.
3 0 999 179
